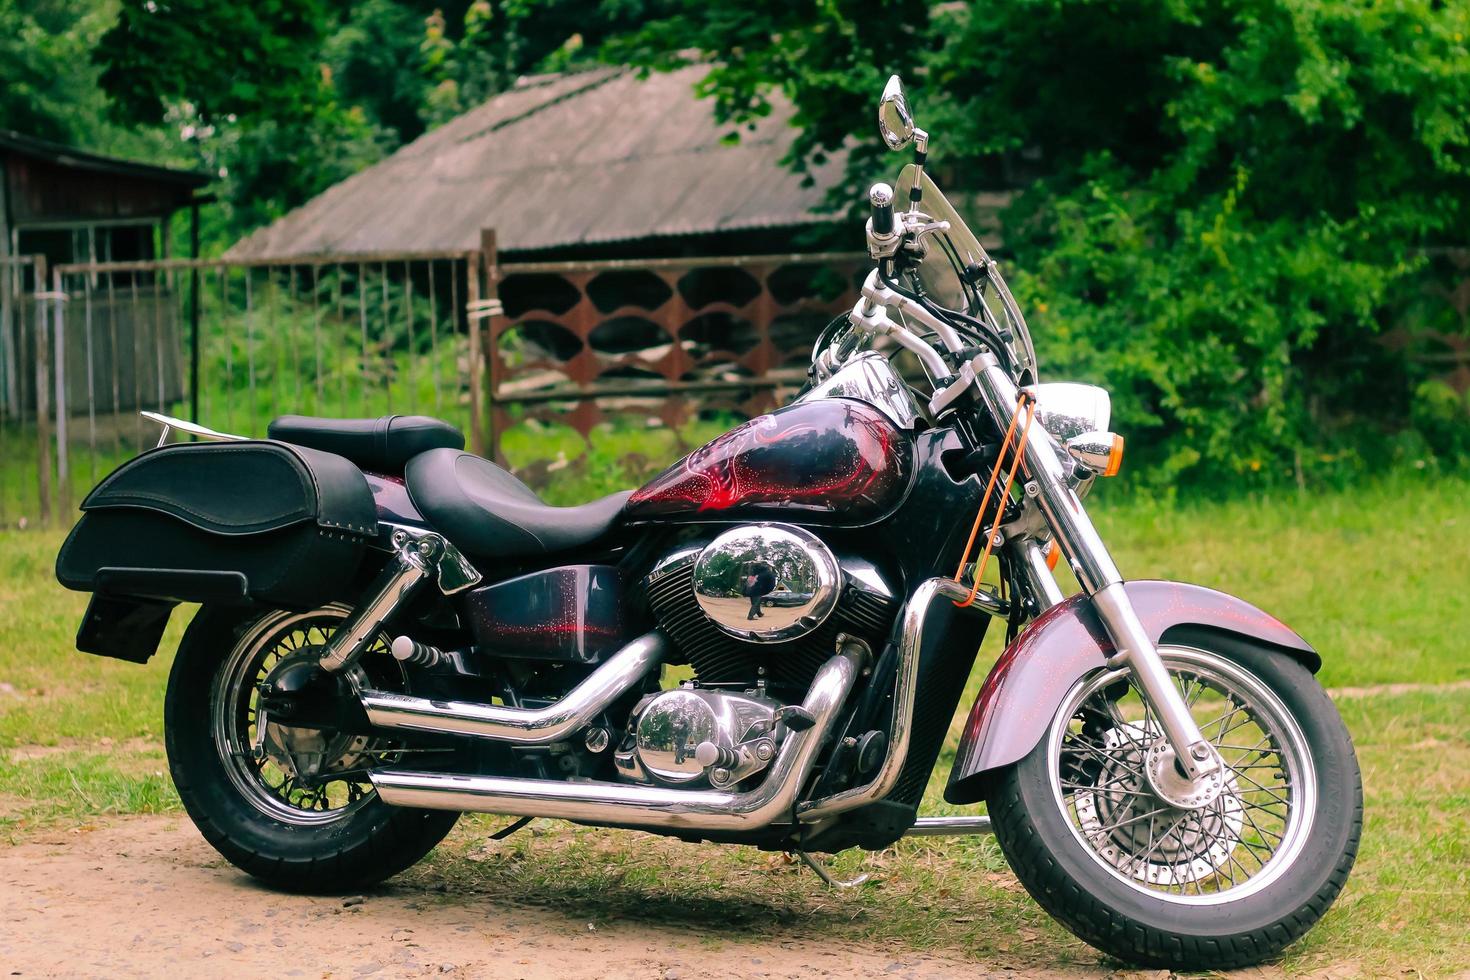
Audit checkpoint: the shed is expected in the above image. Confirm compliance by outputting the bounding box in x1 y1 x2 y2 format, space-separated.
0 131 209 416
227 66 852 262
0 130 208 268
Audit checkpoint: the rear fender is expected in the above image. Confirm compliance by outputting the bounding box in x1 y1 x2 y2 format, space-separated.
943 579 1318 805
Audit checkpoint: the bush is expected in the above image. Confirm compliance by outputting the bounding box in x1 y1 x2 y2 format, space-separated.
604 0 1470 491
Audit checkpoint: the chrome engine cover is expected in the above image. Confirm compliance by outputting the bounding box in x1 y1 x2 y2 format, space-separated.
691 524 840 643
615 687 782 788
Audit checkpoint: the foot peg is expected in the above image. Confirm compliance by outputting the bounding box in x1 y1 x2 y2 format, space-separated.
390 635 449 667
776 706 817 732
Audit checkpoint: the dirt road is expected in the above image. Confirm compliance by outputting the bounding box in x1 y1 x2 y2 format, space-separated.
0 816 1068 979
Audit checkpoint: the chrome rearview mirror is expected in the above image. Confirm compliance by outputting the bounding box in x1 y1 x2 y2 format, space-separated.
878 75 916 151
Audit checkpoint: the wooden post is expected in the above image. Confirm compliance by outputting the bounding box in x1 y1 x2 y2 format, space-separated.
51 265 70 517
32 256 51 526
480 229 499 460
465 228 498 458
189 201 201 423
465 245 484 457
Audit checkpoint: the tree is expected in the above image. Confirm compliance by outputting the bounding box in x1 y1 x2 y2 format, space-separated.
0 0 183 163
89 0 640 236
589 0 1470 487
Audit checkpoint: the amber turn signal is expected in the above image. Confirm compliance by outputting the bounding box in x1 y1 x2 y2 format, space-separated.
1045 541 1061 570
1103 434 1124 477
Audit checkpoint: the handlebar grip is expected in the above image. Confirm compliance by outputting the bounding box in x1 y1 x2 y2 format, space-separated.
869 182 895 237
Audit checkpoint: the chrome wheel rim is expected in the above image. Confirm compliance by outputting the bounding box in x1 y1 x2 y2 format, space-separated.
211 606 402 826
1046 645 1316 905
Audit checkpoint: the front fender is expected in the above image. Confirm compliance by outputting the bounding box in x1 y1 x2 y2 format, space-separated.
943 580 1317 805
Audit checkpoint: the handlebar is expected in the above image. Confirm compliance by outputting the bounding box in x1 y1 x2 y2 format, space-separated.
869 183 895 237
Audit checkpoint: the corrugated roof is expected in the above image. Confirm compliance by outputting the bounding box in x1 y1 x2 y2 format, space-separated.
227 67 847 259
0 130 209 186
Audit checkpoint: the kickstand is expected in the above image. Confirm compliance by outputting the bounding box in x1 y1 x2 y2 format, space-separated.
490 816 533 841
792 850 870 889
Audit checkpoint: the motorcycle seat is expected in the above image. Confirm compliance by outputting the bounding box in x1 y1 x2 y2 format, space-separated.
267 415 464 473
404 448 630 559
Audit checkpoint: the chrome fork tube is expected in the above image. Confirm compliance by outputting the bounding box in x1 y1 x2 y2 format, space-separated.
972 355 1218 779
1016 539 1064 612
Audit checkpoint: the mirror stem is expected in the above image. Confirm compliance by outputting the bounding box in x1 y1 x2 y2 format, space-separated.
908 129 930 213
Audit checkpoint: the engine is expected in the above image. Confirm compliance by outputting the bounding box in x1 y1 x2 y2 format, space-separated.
614 686 783 788
618 524 898 788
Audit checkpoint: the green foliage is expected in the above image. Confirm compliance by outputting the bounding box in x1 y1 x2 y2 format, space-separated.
593 0 1470 489
97 0 334 125
1411 379 1470 461
0 0 110 143
0 0 183 161
325 0 436 143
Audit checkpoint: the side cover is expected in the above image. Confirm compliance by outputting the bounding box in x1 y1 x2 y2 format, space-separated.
56 440 377 608
944 579 1319 804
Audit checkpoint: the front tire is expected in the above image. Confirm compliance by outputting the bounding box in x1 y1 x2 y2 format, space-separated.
166 604 460 892
987 632 1361 969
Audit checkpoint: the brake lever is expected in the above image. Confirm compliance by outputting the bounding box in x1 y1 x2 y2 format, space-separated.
902 219 951 257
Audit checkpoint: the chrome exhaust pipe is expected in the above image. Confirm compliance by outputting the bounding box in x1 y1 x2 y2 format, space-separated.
799 577 991 823
369 643 865 832
904 815 993 837
360 631 666 745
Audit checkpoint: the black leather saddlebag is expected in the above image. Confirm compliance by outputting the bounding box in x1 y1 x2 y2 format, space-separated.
56 441 379 608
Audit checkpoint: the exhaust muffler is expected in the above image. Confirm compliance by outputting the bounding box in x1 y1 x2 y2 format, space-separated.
368 643 865 832
358 630 666 745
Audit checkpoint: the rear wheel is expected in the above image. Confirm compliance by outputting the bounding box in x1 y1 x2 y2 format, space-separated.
165 604 460 892
987 633 1361 969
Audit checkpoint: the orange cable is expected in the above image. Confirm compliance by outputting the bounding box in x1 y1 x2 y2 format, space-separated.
953 392 1036 608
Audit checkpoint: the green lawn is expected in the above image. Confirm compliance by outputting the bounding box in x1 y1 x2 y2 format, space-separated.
0 473 1466 974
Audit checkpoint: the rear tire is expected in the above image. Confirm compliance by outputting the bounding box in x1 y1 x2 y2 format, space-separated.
986 633 1361 969
165 604 459 892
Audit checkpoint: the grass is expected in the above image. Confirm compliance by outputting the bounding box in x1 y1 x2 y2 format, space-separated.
0 472 1466 974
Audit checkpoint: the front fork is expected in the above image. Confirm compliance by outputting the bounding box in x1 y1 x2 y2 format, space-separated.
974 356 1220 781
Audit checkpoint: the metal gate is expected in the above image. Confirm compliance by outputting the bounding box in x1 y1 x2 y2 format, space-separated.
0 254 53 526
2 238 865 528
25 251 484 524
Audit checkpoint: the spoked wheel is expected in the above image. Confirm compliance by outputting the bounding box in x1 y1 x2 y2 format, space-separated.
987 631 1361 969
167 604 461 892
213 606 405 824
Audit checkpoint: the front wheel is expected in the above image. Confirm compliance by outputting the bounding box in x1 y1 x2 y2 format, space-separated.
166 604 460 892
987 631 1362 969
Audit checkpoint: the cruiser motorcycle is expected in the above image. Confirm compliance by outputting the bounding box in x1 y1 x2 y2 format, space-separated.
56 77 1360 968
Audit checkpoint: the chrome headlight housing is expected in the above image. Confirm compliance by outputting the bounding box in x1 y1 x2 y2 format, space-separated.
1025 382 1124 478
1025 383 1112 442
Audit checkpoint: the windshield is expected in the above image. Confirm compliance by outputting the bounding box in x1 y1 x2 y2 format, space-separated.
894 165 1038 382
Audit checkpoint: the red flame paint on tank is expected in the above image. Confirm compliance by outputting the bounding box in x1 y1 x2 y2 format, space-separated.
626 399 912 524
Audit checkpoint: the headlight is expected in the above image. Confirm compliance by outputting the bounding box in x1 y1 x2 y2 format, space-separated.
1025 383 1111 441
1026 383 1124 477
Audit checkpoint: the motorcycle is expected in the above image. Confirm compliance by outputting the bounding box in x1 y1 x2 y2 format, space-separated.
55 76 1360 969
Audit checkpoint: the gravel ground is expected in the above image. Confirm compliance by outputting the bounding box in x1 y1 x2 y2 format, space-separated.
0 815 1088 980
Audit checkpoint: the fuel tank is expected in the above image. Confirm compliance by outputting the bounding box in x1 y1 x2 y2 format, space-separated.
625 398 914 526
